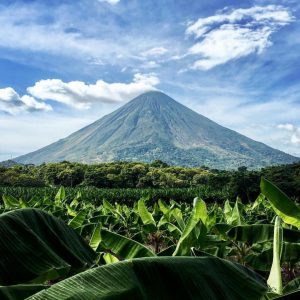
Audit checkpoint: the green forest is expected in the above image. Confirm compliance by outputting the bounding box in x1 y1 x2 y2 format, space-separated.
0 161 299 203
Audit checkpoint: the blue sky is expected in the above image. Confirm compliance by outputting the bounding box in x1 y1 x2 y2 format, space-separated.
0 0 300 160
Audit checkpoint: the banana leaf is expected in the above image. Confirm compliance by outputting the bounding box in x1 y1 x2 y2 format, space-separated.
100 229 155 259
2 194 20 209
54 186 65 206
228 224 300 244
246 242 300 271
173 198 207 256
28 256 267 300
270 277 300 299
0 284 47 300
138 199 156 227
0 208 96 285
260 178 300 228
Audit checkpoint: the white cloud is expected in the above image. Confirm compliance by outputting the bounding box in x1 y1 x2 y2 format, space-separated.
27 73 160 109
141 47 168 57
277 123 294 131
0 87 52 115
98 0 120 5
186 6 292 38
188 24 272 70
278 123 300 145
186 5 293 70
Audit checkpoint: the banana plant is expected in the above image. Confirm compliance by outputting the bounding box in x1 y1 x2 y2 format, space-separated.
261 178 300 229
173 197 207 256
261 178 300 298
27 257 268 300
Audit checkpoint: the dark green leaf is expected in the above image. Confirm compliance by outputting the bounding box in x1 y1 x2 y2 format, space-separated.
28 257 267 300
0 208 96 285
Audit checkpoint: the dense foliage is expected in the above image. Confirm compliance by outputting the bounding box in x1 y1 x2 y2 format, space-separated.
0 161 299 202
0 186 230 205
0 179 300 299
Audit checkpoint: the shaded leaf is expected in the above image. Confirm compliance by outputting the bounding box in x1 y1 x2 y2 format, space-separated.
0 284 47 300
100 229 155 259
28 257 267 300
0 208 96 285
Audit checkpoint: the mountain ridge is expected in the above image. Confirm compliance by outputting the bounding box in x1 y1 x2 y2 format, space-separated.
14 91 299 169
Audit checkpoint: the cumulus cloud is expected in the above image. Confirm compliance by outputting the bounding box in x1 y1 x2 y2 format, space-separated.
141 47 168 57
278 123 300 144
0 87 52 115
185 5 293 70
27 73 160 109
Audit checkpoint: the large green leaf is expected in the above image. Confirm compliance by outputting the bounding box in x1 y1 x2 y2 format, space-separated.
138 199 156 226
0 208 96 285
171 207 185 231
2 194 20 209
100 229 155 259
54 186 65 206
276 277 300 299
246 242 300 272
227 224 274 244
195 197 208 225
268 277 300 299
224 200 232 222
245 249 274 272
260 178 300 228
173 198 207 256
228 225 300 244
89 223 102 251
231 200 243 225
28 257 267 300
158 199 170 215
281 242 300 263
0 284 47 300
68 210 87 229
225 200 243 225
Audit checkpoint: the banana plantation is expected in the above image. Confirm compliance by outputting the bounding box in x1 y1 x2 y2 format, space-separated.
0 178 300 299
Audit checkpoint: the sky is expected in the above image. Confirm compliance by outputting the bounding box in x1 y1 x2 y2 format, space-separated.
0 0 300 160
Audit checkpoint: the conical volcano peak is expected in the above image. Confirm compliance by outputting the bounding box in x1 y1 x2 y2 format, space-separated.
130 90 177 106
14 91 299 169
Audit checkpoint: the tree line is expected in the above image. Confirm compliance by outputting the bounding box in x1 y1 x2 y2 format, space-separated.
0 160 299 202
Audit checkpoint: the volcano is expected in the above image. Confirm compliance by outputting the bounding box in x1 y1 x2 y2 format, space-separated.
14 91 299 169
